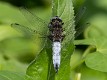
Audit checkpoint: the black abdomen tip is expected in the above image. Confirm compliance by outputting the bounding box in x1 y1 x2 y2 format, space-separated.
55 64 59 73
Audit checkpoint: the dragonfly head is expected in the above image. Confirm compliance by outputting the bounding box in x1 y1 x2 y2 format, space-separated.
50 16 64 27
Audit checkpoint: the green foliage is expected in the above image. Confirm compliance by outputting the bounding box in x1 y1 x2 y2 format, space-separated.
80 65 107 80
74 0 107 73
0 0 107 80
72 0 107 79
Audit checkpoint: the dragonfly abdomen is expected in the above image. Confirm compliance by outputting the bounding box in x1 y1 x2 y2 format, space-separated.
52 42 61 73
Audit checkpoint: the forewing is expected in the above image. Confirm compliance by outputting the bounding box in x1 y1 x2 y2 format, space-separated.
11 23 36 38
19 7 48 35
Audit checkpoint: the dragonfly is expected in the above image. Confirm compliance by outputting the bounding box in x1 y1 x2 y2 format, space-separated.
11 7 87 73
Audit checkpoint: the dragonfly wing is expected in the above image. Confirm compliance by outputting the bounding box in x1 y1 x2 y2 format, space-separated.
11 23 36 37
19 7 49 35
62 17 75 47
75 7 86 25
11 23 47 50
75 23 90 38
62 22 90 48
62 6 88 47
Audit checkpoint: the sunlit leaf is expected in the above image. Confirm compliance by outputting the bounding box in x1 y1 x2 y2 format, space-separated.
74 37 107 72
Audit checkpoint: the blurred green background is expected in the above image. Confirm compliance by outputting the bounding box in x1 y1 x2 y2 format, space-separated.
0 0 52 74
0 0 107 80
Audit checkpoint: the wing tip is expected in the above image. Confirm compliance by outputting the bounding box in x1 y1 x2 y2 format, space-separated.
11 23 19 27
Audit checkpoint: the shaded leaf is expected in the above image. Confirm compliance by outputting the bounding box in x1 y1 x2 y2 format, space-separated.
80 65 107 80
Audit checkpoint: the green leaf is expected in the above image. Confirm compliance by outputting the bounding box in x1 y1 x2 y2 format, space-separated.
26 48 49 80
85 51 107 72
52 0 74 21
84 24 107 38
0 71 25 80
74 37 107 72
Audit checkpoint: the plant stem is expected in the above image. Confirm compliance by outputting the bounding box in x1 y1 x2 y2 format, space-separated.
71 45 95 70
82 45 96 58
75 73 81 80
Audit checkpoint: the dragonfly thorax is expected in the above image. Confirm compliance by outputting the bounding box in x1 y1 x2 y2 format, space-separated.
48 16 65 42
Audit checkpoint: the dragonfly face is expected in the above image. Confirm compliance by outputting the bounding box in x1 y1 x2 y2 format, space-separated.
49 16 64 28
